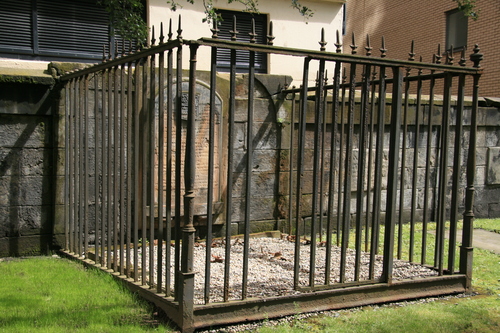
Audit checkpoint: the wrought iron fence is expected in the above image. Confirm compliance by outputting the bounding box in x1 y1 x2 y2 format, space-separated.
60 16 483 332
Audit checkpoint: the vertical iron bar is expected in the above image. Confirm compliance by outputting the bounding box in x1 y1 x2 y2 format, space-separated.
68 80 75 253
336 69 347 247
398 69 410 260
242 46 255 300
165 45 174 297
64 83 70 251
83 76 90 259
149 53 156 288
421 70 436 265
113 65 119 270
180 43 199 329
355 64 371 281
288 91 296 237
365 70 377 252
310 60 326 287
126 61 133 277
436 73 452 274
158 49 165 293
101 69 108 267
340 63 356 284
382 67 403 284
174 40 183 301
94 71 101 265
325 61 341 285
120 62 126 276
370 66 386 279
107 67 113 269
76 77 83 256
449 73 465 273
461 73 480 291
223 44 237 302
133 59 142 282
410 68 423 263
293 57 310 290
141 58 149 285
204 43 217 304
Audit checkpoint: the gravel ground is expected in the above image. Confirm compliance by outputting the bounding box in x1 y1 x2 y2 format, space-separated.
121 236 438 304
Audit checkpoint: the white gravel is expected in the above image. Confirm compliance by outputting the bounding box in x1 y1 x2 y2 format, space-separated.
117 236 438 305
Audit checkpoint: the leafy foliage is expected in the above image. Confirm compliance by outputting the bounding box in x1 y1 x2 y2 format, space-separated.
453 0 480 20
99 0 149 45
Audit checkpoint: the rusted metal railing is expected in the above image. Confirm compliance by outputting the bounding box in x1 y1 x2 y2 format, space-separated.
60 15 483 332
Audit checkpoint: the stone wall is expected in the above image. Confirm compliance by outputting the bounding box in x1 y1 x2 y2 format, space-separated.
1 69 500 256
0 79 63 256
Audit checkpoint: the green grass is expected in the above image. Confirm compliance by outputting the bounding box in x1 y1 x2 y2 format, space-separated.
0 256 171 333
256 218 500 332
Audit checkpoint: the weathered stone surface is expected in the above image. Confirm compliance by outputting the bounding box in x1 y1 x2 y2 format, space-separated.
487 147 500 185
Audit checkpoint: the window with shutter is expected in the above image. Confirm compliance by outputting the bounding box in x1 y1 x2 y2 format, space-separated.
0 0 144 62
216 9 268 74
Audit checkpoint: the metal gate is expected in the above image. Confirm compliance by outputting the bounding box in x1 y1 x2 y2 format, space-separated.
60 16 483 332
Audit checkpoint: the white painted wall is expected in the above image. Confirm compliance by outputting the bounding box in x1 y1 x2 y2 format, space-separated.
148 0 345 84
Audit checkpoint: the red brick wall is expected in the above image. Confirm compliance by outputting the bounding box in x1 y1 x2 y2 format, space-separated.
345 0 500 97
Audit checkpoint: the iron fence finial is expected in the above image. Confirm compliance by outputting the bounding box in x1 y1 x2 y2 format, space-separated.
380 36 387 58
335 30 342 53
211 19 219 39
319 28 327 51
435 44 442 64
168 19 173 42
177 15 183 40
470 44 483 68
160 22 165 44
350 32 357 54
151 25 156 46
365 34 372 56
408 40 415 61
250 18 257 43
230 15 238 41
267 21 275 45
459 47 467 66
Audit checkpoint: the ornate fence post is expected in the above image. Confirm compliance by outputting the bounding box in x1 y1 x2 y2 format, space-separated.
179 42 199 332
461 45 483 291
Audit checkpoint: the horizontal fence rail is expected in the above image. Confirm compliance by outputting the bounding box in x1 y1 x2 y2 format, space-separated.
61 16 483 332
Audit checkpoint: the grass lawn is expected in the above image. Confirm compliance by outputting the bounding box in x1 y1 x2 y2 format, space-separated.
0 219 499 332
0 256 172 332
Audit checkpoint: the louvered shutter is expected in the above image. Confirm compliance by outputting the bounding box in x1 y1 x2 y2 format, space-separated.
37 0 109 59
216 10 268 74
0 0 142 61
0 0 33 55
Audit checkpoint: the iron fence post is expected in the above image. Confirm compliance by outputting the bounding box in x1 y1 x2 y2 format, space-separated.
179 42 199 332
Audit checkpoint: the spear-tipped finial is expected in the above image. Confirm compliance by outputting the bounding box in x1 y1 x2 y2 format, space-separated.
211 19 219 39
230 15 238 41
168 19 173 41
435 43 442 64
128 40 133 54
249 18 257 43
470 44 483 68
159 22 165 44
335 30 342 53
319 28 327 51
380 36 387 58
447 46 454 65
365 34 372 56
177 15 183 40
408 40 415 61
151 26 156 46
267 21 275 45
350 32 358 54
459 46 467 66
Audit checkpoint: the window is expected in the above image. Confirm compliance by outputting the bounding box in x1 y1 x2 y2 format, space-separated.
216 9 268 74
0 0 143 62
446 9 468 51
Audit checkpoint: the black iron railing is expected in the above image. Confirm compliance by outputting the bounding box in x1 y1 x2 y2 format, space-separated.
60 15 483 332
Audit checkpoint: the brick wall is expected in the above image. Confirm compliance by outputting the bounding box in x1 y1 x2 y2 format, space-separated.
345 0 500 97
